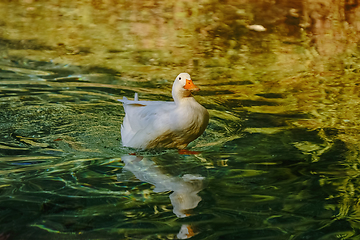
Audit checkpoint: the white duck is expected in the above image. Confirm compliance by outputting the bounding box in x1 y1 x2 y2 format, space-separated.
119 73 209 150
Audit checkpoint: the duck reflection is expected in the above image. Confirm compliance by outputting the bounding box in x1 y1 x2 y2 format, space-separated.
118 154 205 239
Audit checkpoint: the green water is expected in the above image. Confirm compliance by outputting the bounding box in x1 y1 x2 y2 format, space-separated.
0 57 357 239
1 0 360 239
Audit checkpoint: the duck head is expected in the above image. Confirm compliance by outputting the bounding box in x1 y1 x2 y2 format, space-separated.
172 73 200 101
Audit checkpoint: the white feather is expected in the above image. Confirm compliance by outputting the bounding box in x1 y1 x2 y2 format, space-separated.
118 73 209 149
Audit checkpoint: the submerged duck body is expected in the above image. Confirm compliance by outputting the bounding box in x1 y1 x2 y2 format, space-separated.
119 73 209 150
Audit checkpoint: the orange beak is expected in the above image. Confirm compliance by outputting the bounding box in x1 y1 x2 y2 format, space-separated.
184 79 200 91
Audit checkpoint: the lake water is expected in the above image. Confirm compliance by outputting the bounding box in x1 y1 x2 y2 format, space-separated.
1 1 360 239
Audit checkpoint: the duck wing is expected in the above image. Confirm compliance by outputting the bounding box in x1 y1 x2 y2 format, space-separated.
118 96 176 148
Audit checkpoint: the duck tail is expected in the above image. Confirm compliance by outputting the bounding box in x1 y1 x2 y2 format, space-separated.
117 96 128 103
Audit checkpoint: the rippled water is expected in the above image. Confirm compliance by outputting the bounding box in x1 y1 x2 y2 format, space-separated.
1 56 359 240
2 1 360 239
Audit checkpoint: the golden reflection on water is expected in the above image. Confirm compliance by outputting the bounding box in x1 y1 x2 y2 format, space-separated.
1 0 359 78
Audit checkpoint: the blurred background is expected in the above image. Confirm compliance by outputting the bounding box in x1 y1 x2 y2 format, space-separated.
2 0 360 76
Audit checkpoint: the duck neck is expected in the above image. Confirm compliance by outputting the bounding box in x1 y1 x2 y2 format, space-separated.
172 89 193 105
173 95 197 107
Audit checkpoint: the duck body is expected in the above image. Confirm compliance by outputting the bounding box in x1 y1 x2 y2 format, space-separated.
119 73 209 150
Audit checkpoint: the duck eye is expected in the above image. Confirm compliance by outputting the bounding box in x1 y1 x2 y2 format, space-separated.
179 77 181 80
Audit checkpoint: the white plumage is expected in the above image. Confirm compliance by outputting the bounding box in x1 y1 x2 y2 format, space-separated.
118 73 209 150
